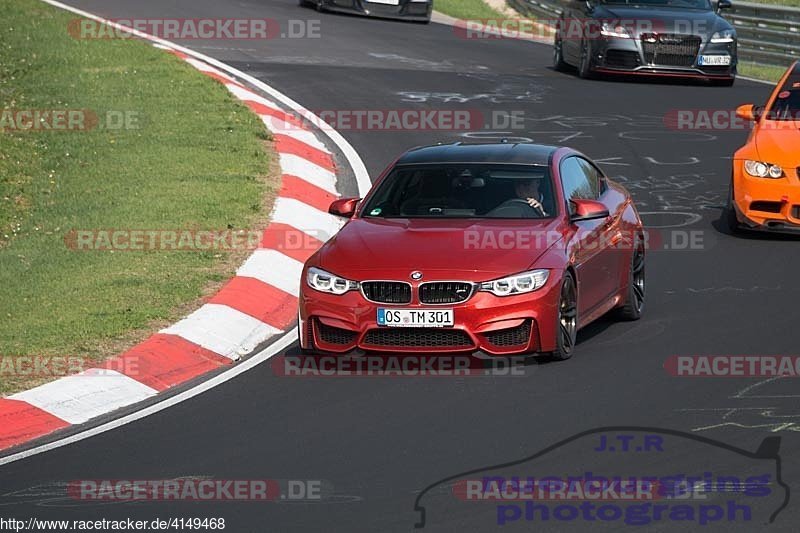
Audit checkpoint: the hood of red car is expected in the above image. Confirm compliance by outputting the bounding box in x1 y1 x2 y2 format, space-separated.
316 217 564 280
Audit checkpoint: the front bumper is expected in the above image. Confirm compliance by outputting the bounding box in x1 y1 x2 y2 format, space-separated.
299 276 563 355
320 0 432 21
733 164 800 233
590 34 736 80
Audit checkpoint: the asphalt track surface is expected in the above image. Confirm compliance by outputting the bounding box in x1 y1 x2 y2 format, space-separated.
2 1 799 531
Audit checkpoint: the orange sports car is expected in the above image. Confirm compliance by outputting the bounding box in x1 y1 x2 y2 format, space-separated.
728 61 800 233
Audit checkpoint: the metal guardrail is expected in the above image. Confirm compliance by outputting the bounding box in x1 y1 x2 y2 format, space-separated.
507 0 800 67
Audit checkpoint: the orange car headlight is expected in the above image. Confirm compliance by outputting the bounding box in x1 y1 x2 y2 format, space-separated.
744 160 783 179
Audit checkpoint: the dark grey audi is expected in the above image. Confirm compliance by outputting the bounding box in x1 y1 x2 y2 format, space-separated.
553 0 737 85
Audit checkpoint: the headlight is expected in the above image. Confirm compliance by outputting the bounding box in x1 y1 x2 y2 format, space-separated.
306 267 358 295
710 29 735 43
479 269 549 297
600 22 631 39
744 160 783 178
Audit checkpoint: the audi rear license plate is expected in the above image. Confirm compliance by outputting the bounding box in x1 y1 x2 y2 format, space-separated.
698 55 731 66
377 309 454 328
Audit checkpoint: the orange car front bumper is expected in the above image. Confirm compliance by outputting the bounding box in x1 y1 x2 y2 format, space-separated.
733 163 800 232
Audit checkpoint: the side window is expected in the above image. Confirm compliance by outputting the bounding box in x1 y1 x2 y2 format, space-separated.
578 158 606 195
575 158 601 198
559 157 599 213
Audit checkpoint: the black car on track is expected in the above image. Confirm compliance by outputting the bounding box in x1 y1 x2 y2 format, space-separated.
553 0 737 85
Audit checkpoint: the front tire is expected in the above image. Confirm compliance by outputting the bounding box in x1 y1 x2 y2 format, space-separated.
553 32 568 72
617 239 645 320
299 0 323 10
551 272 578 361
577 39 595 79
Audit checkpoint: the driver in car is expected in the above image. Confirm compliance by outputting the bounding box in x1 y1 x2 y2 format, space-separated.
515 177 547 216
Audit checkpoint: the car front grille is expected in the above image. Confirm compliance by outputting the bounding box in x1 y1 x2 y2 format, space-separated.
482 321 532 347
419 282 474 304
363 328 473 348
641 34 701 67
316 320 358 346
604 50 640 69
360 281 412 304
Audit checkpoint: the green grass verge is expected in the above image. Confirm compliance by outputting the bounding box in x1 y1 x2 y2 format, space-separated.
738 61 791 83
435 0 504 19
740 0 799 6
0 0 276 394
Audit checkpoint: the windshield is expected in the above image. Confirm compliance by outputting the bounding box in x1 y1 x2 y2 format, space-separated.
361 164 556 219
765 74 800 121
599 0 712 9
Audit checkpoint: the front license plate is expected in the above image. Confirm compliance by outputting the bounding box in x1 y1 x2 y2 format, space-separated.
366 0 400 4
698 55 731 66
377 308 454 328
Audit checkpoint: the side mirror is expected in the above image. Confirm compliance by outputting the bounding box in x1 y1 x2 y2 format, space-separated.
570 199 610 222
328 197 360 218
735 103 762 121
717 0 732 10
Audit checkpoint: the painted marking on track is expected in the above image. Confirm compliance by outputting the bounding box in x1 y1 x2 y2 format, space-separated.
593 157 630 166
224 83 281 111
268 121 330 152
237 249 304 297
644 156 701 166
10 371 158 425
619 130 717 142
209 277 298 328
270 197 344 240
279 153 338 194
161 304 281 361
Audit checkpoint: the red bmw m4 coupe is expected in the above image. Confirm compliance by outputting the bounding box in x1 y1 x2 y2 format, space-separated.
299 142 645 360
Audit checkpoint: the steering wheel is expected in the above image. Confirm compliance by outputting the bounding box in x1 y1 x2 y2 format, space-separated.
505 198 547 214
488 198 546 218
